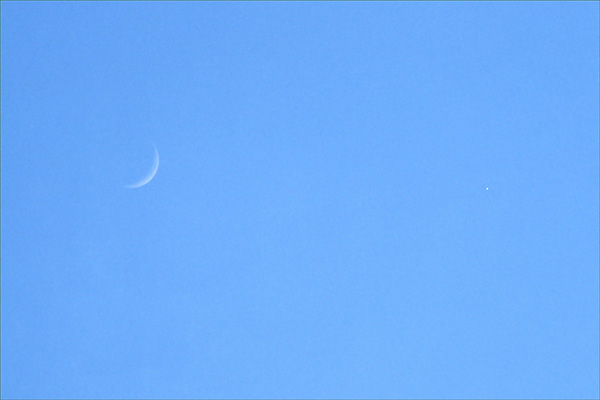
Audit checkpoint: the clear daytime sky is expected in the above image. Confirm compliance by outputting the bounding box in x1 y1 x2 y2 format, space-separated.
1 2 599 399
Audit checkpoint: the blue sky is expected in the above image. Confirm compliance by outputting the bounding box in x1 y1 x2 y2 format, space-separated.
1 2 598 399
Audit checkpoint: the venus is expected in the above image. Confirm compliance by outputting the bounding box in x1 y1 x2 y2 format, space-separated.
125 145 159 189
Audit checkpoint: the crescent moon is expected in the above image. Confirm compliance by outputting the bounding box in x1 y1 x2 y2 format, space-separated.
125 145 159 189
